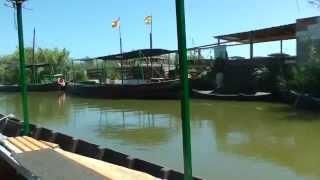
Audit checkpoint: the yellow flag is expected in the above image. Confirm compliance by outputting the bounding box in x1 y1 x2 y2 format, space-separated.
112 18 120 28
144 16 152 25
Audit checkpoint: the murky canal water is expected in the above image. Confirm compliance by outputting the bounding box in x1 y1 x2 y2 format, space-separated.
0 92 320 180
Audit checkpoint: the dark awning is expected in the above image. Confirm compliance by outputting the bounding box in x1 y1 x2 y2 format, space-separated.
26 63 50 68
214 23 296 44
96 48 174 61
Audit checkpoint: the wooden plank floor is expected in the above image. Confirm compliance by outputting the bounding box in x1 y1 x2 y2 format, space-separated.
1 136 157 180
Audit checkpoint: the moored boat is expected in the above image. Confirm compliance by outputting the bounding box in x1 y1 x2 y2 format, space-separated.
66 80 180 99
0 115 203 180
69 49 181 99
192 89 273 101
293 93 320 110
0 82 65 92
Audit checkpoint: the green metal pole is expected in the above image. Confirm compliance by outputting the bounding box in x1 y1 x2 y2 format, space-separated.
174 0 193 179
16 0 30 135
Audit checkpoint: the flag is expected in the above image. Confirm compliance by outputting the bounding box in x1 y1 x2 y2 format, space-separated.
144 16 152 25
112 18 120 28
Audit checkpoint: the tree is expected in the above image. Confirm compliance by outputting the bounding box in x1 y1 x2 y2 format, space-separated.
0 47 71 84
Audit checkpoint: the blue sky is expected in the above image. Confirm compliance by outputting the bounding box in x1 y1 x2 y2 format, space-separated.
0 0 319 59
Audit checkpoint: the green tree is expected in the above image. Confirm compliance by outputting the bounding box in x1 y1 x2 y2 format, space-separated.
0 47 71 84
286 40 320 97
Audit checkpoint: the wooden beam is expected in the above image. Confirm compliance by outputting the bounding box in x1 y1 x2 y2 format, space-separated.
40 140 59 149
3 140 23 154
15 137 41 151
22 136 50 149
54 148 155 180
7 137 32 152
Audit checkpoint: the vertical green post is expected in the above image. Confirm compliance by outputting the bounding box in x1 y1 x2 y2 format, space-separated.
15 0 30 135
174 0 193 179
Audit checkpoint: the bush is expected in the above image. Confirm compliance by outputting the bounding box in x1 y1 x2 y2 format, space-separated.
287 63 320 97
73 70 88 82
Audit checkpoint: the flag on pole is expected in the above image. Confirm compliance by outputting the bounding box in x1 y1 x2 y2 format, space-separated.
112 18 120 28
144 16 152 25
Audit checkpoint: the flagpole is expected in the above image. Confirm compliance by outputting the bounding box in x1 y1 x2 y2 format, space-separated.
118 19 124 85
150 15 153 49
119 22 123 54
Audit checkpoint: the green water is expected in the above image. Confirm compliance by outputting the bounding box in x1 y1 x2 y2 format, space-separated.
0 92 320 180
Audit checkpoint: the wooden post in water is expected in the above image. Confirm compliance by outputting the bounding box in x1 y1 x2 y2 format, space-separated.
174 0 193 179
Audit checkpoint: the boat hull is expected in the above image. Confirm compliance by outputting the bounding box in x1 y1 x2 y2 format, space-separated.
294 94 320 110
66 81 181 99
0 83 64 92
0 116 203 180
191 89 273 101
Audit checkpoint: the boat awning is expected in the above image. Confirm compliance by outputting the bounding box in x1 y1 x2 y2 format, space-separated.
26 63 50 68
214 23 296 44
95 48 174 61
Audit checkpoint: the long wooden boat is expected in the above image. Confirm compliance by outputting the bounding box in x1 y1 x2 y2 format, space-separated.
192 89 273 101
66 80 180 99
292 92 320 110
0 135 157 180
276 90 320 110
0 83 65 92
0 115 202 180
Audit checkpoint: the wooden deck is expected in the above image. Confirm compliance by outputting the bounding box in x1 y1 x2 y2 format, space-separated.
0 135 157 180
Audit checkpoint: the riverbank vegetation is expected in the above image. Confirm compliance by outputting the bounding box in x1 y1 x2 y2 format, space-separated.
0 47 71 84
286 50 320 97
0 48 87 84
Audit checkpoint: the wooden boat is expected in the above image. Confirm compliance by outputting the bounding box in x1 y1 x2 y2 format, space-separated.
293 93 320 110
66 80 180 99
192 89 273 101
277 90 320 110
69 49 181 99
0 135 156 180
0 82 65 92
0 115 203 180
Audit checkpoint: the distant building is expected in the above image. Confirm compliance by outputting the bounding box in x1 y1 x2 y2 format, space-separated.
210 16 320 64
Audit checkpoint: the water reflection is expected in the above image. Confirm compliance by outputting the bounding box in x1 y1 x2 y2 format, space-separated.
198 101 320 178
96 110 177 146
0 92 71 125
0 92 320 179
214 109 320 178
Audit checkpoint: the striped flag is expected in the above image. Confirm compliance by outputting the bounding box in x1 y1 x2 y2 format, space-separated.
112 18 120 28
144 16 152 25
